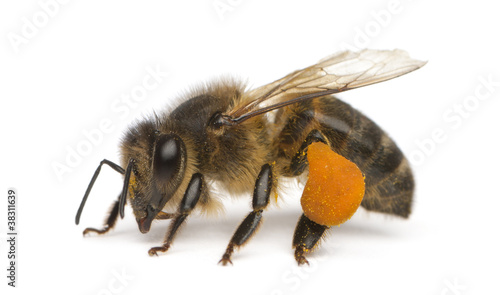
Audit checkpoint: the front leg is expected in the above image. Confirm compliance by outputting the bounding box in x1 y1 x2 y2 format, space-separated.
219 164 273 265
82 198 120 236
148 173 205 256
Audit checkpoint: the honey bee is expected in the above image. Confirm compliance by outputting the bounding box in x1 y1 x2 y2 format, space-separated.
75 49 425 265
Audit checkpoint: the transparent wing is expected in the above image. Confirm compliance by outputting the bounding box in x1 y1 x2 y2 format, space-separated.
229 49 426 121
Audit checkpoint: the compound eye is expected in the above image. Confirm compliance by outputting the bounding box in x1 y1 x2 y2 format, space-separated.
153 134 185 182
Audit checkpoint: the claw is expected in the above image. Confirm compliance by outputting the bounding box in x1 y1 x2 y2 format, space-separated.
148 245 170 256
218 255 233 266
218 244 235 266
296 256 310 266
83 227 110 236
294 246 310 266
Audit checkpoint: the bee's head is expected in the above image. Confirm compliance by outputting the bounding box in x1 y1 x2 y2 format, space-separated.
121 121 187 234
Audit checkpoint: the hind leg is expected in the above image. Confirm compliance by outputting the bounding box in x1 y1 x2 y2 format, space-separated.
287 130 367 264
292 214 328 265
285 130 331 265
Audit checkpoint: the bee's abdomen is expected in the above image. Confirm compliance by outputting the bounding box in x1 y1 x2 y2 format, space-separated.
316 97 413 218
277 96 413 218
353 132 414 218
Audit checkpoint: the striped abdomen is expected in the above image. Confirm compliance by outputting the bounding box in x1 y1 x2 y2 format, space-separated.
275 96 413 217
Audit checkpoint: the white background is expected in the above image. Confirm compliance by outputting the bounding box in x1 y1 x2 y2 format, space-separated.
1 1 499 294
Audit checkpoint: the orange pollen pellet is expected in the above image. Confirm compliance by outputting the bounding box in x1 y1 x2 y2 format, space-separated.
300 142 365 226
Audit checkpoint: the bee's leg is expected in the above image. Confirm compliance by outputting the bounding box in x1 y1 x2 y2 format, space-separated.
219 164 273 266
292 214 328 265
286 129 328 176
82 199 120 235
148 173 204 256
286 130 329 265
155 211 176 220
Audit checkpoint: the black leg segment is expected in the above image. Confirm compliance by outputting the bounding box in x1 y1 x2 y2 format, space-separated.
292 214 329 265
219 164 273 265
287 130 328 176
149 173 204 256
252 163 273 210
229 211 263 247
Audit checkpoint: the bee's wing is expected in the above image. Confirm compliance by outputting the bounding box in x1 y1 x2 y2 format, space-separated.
229 49 426 122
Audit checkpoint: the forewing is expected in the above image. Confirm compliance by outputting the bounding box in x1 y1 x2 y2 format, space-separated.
231 49 426 119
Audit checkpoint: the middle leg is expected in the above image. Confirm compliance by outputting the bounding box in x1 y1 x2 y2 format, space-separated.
219 163 273 265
